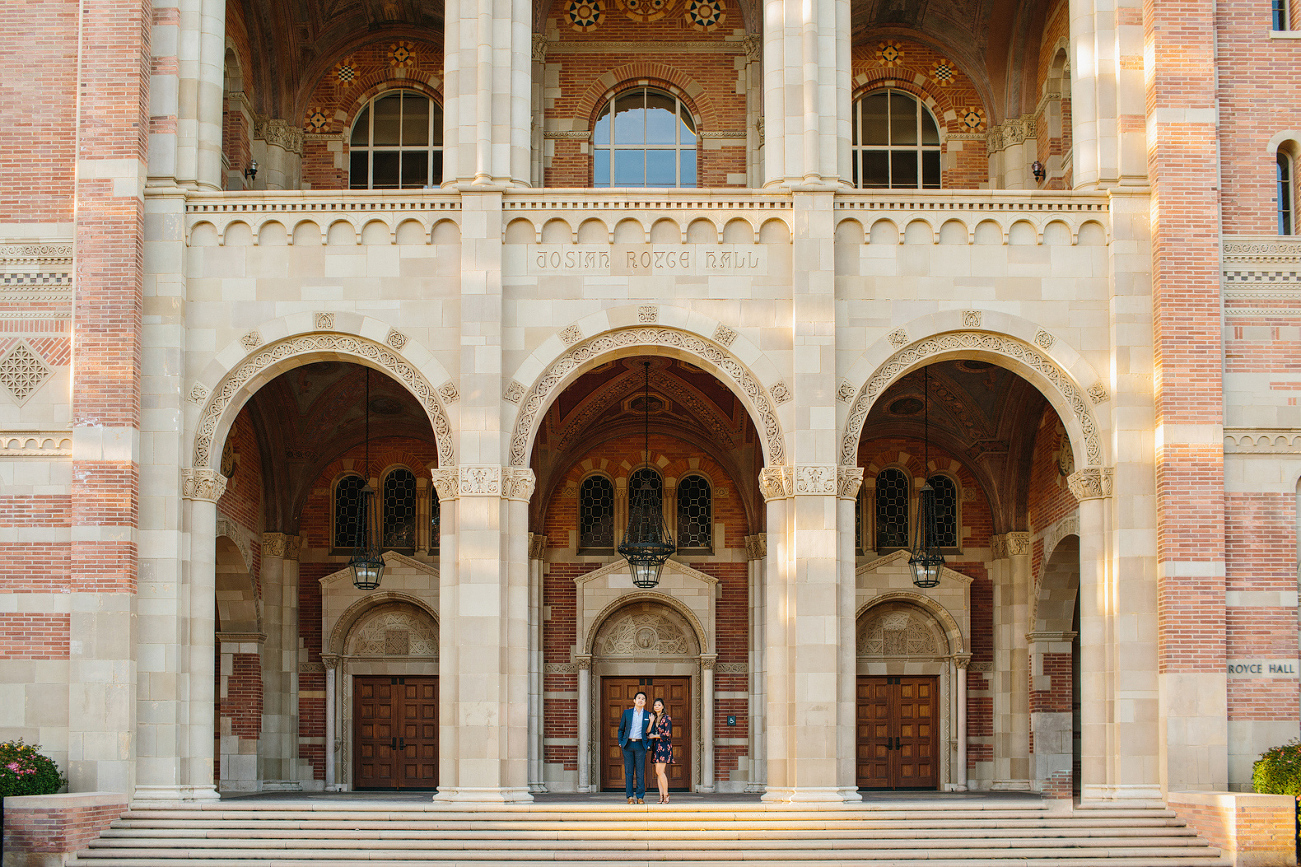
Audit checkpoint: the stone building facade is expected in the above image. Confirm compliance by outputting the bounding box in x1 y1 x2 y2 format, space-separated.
0 0 1298 804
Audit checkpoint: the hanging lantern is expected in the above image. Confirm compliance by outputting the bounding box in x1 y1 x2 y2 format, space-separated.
617 361 675 589
908 366 945 589
349 368 385 591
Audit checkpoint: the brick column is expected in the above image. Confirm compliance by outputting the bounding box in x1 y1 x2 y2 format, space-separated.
991 531 1032 790
1144 0 1228 792
761 0 850 185
1029 630 1076 798
259 533 300 786
442 0 531 185
216 631 264 792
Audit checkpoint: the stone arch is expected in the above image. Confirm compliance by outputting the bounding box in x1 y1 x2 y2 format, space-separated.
592 601 700 659
1035 532 1080 634
343 600 439 658
839 326 1106 472
191 327 454 475
856 592 965 656
328 591 439 656
584 591 708 656
215 534 259 633
508 317 786 468
574 67 718 137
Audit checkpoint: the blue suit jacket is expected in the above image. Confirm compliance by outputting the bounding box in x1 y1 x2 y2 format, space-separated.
617 708 652 750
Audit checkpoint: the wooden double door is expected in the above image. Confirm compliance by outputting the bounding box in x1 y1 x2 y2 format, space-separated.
354 675 438 790
601 677 691 791
856 675 939 790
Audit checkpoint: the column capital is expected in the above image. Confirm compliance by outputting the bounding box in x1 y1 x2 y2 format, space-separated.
837 466 864 500
528 533 549 560
532 33 549 63
990 531 1032 559
700 654 717 670
955 653 973 670
503 467 536 501
262 532 289 557
744 533 767 560
758 466 793 501
1068 466 1113 501
321 653 341 672
575 655 592 671
182 468 227 502
431 468 459 501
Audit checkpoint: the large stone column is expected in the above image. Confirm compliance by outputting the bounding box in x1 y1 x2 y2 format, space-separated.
442 0 531 185
527 533 548 793
836 468 864 792
744 533 767 793
1068 0 1146 188
700 655 716 793
991 531 1032 790
181 471 226 801
761 0 851 185
149 0 226 190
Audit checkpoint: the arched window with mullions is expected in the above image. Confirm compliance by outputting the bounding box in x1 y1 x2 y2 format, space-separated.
874 468 911 550
1280 150 1295 235
349 90 443 190
382 467 418 550
852 89 942 190
927 474 959 549
592 88 697 188
579 475 616 551
676 474 713 552
334 473 366 549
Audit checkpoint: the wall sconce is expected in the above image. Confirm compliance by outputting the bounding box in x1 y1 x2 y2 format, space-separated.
1031 160 1045 184
244 160 258 182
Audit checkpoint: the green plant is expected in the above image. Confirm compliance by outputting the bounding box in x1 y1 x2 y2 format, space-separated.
1252 740 1301 797
0 739 67 797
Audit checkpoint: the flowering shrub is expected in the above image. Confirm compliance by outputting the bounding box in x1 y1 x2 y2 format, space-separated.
1252 740 1301 797
0 740 66 797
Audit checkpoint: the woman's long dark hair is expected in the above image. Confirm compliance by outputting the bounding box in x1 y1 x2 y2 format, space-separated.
651 697 666 729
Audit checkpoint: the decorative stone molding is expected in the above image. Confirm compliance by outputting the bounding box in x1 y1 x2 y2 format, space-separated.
560 324 583 345
700 655 717 670
1034 330 1055 350
837 466 865 499
345 603 438 658
638 305 658 323
769 381 790 404
182 468 228 502
793 465 836 494
986 115 1036 153
314 312 335 331
188 383 209 404
285 535 302 560
1225 429 1301 453
217 631 267 645
841 331 1103 469
0 341 52 405
1087 382 1110 404
598 610 691 656
742 34 761 61
457 465 501 496
510 327 785 466
0 433 71 457
437 381 459 404
837 380 856 403
887 328 909 349
0 242 74 263
857 604 941 657
528 533 548 559
255 118 305 155
993 531 1031 556
241 331 263 350
503 380 527 403
758 466 793 501
299 661 326 674
711 324 736 347
386 329 408 350
543 130 592 140
699 131 747 139
1222 236 1301 265
1067 466 1113 500
1041 515 1079 570
575 656 592 671
321 653 341 672
502 467 536 501
532 33 549 63
961 310 982 328
715 662 748 674
744 533 767 560
430 468 459 501
969 661 994 672
194 334 454 470
215 518 254 569
545 662 577 674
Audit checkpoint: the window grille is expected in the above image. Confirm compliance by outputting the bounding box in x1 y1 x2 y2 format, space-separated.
429 486 440 553
875 468 910 549
1280 151 1295 235
928 474 959 548
852 89 942 189
593 88 697 188
350 90 443 190
676 474 713 550
334 474 366 549
579 475 616 550
382 468 417 549
856 490 865 553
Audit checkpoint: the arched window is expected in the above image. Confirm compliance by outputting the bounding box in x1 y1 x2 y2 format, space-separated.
334 474 366 549
1273 0 1289 30
627 466 665 525
382 468 418 549
429 485 441 553
874 468 910 550
927 474 959 549
579 475 616 551
852 89 942 190
676 474 713 551
349 90 443 190
592 88 697 188
1280 150 1295 235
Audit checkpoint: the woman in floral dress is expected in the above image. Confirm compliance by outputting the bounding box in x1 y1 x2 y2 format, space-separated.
648 698 674 804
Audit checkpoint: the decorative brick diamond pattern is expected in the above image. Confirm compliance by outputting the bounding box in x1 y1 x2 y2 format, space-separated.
0 341 52 405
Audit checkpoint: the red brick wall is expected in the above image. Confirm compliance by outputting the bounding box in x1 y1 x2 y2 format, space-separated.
2 795 127 859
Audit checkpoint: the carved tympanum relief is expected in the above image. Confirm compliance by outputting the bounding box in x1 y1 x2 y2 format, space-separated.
596 609 692 656
856 603 941 657
345 603 438 658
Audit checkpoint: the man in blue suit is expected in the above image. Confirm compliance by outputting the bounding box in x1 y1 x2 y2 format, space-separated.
617 690 651 803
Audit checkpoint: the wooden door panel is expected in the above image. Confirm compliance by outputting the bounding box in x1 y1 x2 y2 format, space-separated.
600 676 692 792
355 675 438 790
856 675 939 790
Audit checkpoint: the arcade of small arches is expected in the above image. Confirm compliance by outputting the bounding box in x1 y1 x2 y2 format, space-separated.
196 320 1105 797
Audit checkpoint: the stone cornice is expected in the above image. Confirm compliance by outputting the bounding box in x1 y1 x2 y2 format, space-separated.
1225 429 1301 453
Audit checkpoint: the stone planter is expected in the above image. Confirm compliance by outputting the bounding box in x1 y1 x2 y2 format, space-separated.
1168 791 1298 867
2 793 126 867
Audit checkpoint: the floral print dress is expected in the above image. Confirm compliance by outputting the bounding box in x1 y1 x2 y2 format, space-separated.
650 713 673 764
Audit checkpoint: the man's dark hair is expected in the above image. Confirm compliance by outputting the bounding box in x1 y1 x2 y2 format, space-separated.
634 690 647 700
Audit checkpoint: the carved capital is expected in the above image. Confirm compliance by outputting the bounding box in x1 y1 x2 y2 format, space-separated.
744 533 767 561
262 532 289 557
700 655 717 670
955 653 973 670
459 465 502 496
990 535 1007 559
503 467 536 501
532 33 549 63
528 533 549 560
321 653 341 672
182 468 227 502
837 466 865 499
742 34 761 62
993 531 1031 557
758 466 793 501
575 655 593 671
284 535 302 560
430 468 459 501
1067 466 1112 501
793 465 836 495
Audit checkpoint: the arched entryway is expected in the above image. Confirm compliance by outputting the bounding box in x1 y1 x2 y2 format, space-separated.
1031 531 1081 798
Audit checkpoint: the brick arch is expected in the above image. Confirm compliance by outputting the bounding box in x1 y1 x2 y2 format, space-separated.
851 76 966 136
573 66 718 134
839 323 1106 474
336 78 444 140
292 35 445 123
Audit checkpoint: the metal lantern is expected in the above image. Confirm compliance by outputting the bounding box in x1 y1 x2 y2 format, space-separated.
617 362 675 589
908 366 945 589
349 368 386 591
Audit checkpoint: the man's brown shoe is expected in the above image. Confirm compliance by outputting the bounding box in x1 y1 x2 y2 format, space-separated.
627 797 635 804
636 798 644 804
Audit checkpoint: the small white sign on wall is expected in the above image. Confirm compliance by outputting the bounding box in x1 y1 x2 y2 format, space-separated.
1225 659 1300 678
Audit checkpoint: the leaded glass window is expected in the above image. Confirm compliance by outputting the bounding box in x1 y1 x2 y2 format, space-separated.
382 468 417 549
592 88 697 188
852 89 942 189
627 467 664 523
928 474 959 548
856 491 865 553
874 468 910 549
429 486 440 553
334 474 366 549
676 474 712 550
579 475 615 550
349 90 443 190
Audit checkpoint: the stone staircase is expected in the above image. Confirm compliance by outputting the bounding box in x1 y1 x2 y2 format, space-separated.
68 799 1230 867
